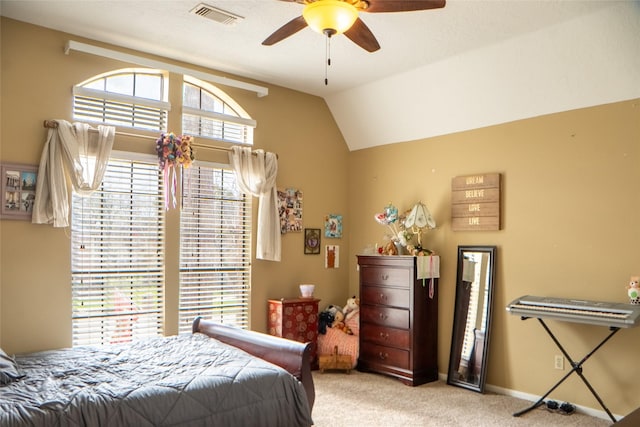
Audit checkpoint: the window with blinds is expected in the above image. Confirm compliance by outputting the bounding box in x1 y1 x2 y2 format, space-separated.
182 77 255 145
178 165 251 334
73 70 170 131
71 158 165 346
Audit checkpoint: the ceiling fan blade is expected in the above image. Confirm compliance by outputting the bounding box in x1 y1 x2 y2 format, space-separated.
363 0 446 13
262 15 308 46
344 18 380 52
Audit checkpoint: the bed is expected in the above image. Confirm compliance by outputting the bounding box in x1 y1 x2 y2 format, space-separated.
0 317 314 427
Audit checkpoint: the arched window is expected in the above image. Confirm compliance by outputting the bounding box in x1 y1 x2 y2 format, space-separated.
182 76 255 145
73 69 170 131
70 69 253 345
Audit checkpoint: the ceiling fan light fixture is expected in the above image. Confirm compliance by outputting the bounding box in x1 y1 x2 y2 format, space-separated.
303 0 358 36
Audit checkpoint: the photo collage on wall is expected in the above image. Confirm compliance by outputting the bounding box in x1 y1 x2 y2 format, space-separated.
278 188 303 233
1 163 38 220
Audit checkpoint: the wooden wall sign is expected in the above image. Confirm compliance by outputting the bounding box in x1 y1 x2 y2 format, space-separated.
451 173 501 231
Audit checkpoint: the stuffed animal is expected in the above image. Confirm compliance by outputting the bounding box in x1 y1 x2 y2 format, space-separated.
383 241 398 255
331 309 354 335
318 304 341 334
332 309 345 329
318 310 334 335
319 304 354 334
343 295 360 322
324 304 341 319
628 276 640 305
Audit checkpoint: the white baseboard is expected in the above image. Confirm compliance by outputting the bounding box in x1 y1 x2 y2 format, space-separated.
437 373 621 422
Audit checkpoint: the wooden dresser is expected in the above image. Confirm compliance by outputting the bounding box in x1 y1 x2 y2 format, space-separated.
267 298 320 368
357 255 439 386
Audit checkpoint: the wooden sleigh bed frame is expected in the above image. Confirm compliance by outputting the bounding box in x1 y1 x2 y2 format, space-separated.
192 317 316 409
1 317 315 426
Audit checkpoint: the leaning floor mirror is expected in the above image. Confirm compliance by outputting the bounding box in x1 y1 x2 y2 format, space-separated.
447 245 497 393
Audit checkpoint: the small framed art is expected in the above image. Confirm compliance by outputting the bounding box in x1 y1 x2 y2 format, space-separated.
304 228 321 254
325 245 339 268
324 214 342 238
1 163 38 220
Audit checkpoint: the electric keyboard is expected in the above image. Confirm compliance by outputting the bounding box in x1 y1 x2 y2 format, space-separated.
506 295 640 328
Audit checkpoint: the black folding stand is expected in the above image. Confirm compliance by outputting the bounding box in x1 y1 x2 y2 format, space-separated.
513 317 620 423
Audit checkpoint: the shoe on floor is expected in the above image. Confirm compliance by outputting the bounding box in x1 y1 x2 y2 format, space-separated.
559 402 576 415
545 400 559 411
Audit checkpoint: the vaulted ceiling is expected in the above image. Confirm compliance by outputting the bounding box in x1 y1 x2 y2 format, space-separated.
2 1 639 150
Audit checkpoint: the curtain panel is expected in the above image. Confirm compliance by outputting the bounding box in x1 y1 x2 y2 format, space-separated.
228 146 280 262
32 120 115 227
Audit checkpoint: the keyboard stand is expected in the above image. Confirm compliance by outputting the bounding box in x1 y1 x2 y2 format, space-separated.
513 317 620 423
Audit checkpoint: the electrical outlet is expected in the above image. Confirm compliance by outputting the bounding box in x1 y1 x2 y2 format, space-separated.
554 355 564 370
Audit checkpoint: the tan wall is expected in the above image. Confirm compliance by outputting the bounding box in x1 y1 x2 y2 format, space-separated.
0 18 350 353
3 16 640 418
347 99 640 416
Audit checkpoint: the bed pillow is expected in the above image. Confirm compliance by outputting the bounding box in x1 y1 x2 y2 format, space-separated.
0 348 24 385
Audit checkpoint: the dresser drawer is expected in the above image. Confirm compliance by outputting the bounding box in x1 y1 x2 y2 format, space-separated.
362 285 410 308
361 324 410 349
361 342 410 369
361 305 410 329
361 266 412 288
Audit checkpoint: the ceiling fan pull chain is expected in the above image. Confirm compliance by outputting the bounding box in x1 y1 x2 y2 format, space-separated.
324 34 332 86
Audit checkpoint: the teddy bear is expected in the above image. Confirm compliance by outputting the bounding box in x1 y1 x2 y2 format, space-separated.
331 309 354 335
382 241 398 255
343 295 360 322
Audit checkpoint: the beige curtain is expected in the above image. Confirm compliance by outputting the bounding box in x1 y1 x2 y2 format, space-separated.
32 120 115 227
228 146 280 261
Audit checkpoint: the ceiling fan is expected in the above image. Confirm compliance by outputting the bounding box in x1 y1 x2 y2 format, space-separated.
262 0 446 53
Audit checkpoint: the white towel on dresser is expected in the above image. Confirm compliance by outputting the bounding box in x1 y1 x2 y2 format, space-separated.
417 255 440 279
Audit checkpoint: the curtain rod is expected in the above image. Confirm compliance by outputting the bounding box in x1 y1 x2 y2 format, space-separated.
65 40 269 98
42 120 276 157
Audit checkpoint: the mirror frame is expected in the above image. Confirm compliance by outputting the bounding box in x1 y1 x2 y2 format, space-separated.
447 245 497 393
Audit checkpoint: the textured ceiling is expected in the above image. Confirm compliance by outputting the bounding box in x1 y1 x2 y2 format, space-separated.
2 1 637 150
0 1 613 96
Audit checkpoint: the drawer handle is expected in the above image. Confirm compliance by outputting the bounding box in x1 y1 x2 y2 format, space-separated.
378 313 387 320
378 352 389 360
381 274 389 281
379 293 387 301
379 332 389 340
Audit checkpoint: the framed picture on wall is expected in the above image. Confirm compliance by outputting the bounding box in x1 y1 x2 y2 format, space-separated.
304 228 321 254
324 214 342 238
1 163 38 220
278 188 303 233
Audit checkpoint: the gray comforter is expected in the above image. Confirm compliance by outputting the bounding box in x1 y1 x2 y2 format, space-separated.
0 334 313 427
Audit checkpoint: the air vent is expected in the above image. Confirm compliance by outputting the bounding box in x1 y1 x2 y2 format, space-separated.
190 3 244 25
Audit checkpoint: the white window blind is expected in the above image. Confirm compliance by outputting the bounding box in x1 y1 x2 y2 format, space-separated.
182 79 255 145
71 158 165 346
73 70 169 131
178 165 251 334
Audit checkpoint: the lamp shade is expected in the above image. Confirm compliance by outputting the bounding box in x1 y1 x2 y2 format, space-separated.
303 0 358 36
405 202 436 229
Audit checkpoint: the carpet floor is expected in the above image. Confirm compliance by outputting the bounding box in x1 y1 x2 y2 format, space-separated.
311 370 612 426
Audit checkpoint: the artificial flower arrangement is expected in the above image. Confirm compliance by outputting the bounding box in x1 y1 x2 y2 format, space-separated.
156 132 195 209
374 202 436 256
157 133 195 170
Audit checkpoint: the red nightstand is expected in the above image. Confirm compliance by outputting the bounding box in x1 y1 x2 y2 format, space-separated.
268 298 320 369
